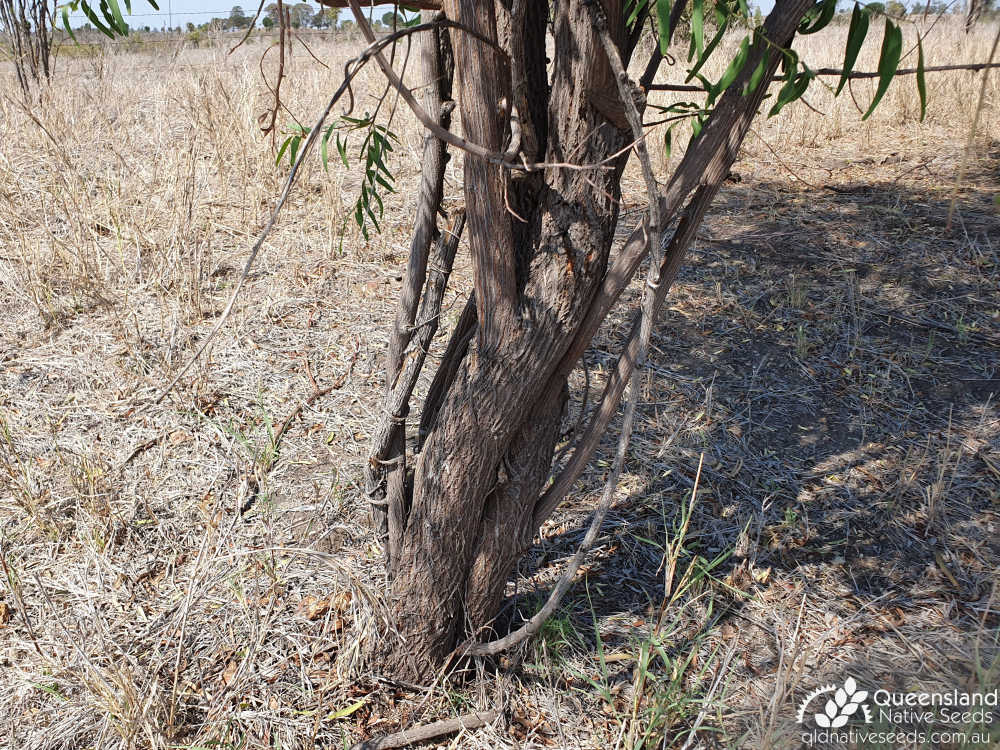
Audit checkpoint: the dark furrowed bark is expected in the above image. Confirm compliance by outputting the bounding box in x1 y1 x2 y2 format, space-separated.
463 382 568 634
387 0 629 677
444 0 516 357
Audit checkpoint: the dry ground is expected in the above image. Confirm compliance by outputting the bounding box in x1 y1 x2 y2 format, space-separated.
0 18 998 750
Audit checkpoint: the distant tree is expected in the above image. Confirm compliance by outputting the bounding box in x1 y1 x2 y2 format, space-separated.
289 2 312 27
339 18 354 32
228 5 250 30
262 15 274 30
263 2 279 25
886 0 907 16
311 8 336 28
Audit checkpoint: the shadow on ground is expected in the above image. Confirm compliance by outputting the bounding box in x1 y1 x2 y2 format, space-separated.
495 162 1000 746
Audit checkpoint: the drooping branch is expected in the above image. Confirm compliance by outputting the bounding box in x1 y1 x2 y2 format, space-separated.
646 61 1000 92
152 21 451 405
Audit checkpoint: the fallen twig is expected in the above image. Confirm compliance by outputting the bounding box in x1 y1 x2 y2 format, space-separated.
349 709 498 750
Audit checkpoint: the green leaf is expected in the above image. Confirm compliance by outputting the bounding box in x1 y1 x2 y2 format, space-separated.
289 136 301 165
275 137 291 166
799 0 837 34
79 2 116 38
62 7 77 42
710 35 750 102
627 0 649 28
686 15 730 82
768 69 813 117
336 134 349 167
106 0 128 35
916 35 927 121
862 19 902 120
663 126 673 160
690 0 704 62
744 53 768 95
327 699 367 721
691 115 704 139
836 4 870 96
656 0 673 52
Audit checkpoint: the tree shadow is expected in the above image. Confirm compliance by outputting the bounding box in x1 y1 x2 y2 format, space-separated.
498 155 1000 744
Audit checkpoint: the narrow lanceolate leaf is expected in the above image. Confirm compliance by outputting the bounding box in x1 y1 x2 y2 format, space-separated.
769 70 813 117
690 0 704 62
862 19 903 120
686 15 731 82
62 7 77 42
106 0 128 35
744 52 768 95
836 3 870 96
663 126 673 161
916 35 927 121
710 36 750 102
80 2 116 38
656 0 673 53
275 137 292 166
627 0 649 29
799 0 837 35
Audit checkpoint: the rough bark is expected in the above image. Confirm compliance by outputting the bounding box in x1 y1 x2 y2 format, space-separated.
386 0 629 678
363 0 816 680
366 12 454 564
443 0 516 357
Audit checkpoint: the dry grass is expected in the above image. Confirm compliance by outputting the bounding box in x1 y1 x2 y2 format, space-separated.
1 18 998 750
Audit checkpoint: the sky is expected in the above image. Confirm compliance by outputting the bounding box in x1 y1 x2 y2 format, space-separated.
64 1 779 31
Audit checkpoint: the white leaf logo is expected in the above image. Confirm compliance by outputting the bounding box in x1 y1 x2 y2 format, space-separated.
800 676 871 728
825 699 838 719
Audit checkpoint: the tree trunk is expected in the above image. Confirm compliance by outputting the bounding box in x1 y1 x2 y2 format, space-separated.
383 0 630 679
366 0 813 680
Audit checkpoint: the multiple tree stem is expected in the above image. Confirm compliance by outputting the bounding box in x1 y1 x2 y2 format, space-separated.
354 0 833 679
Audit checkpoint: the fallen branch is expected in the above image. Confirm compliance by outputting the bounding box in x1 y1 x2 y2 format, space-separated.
349 710 498 750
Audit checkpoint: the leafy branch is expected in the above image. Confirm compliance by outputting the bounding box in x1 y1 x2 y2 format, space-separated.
276 114 399 241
